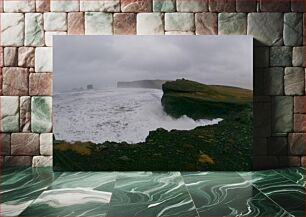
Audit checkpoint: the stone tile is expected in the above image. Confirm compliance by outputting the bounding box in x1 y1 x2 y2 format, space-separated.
165 13 195 31
254 47 269 67
4 156 32 167
176 0 208 12
270 46 292 67
20 96 31 132
254 101 271 137
25 13 44 46
44 12 67 31
113 13 136 35
284 67 305 95
288 133 305 155
31 96 52 133
4 47 18 66
68 12 85 35
40 133 53 155
291 0 305 12
0 47 3 67
45 32 67 46
292 47 305 67
236 0 256 12
0 134 11 155
195 13 217 35
294 96 305 113
35 47 53 72
0 68 2 95
0 96 19 132
0 0 3 12
284 13 303 46
264 67 284 95
272 96 293 133
137 13 164 35
254 68 265 96
278 156 301 167
2 67 29 96
80 0 120 12
153 0 175 12
50 0 79 12
32 156 53 167
165 31 195 35
121 0 152 12
3 0 35 12
302 157 306 167
208 0 235 12
252 156 278 170
268 136 288 156
294 114 306 132
218 13 247 35
18 47 35 67
29 73 53 96
260 0 290 12
247 13 283 46
0 13 24 46
11 133 39 155
36 0 50 12
85 12 113 35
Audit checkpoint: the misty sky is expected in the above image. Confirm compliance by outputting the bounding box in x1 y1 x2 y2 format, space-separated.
53 36 253 92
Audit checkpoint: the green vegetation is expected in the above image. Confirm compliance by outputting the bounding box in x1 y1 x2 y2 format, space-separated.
54 79 253 171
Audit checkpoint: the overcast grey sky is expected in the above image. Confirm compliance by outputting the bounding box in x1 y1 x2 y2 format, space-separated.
54 36 253 92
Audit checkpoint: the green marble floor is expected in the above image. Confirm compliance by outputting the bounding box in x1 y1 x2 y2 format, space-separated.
0 167 305 216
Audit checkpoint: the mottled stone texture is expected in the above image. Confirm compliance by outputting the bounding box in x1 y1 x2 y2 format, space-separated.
0 68 2 95
260 0 290 12
208 0 235 12
0 133 11 155
114 13 136 35
18 47 35 67
176 0 207 12
11 133 39 155
121 0 152 12
85 12 113 35
31 96 52 133
268 136 288 156
36 0 50 12
264 67 284 95
4 156 32 167
3 0 35 12
294 96 305 113
4 47 18 66
292 47 305 67
272 96 293 133
20 96 31 132
68 12 85 35
165 31 194 35
247 13 283 46
279 156 301 167
254 99 271 138
284 13 303 46
50 0 79 12
165 13 195 31
294 114 306 132
40 133 53 155
270 46 292 67
236 0 256 12
291 0 305 12
137 13 164 35
25 13 44 46
153 0 175 12
45 32 67 46
288 133 305 155
29 73 53 96
284 67 305 95
254 47 269 67
0 96 19 132
195 13 217 35
2 67 29 96
44 12 67 31
35 47 53 72
80 0 120 12
218 13 246 35
0 47 3 67
1 13 25 46
32 156 52 167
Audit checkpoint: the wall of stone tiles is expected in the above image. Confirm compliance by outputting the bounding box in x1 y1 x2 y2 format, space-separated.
0 0 305 169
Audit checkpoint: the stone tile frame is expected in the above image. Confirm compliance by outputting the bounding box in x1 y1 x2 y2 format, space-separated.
0 0 305 169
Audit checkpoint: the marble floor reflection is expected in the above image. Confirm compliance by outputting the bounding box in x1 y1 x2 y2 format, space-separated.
0 167 304 216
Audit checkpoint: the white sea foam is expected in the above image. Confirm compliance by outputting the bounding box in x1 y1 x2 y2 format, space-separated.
53 88 222 143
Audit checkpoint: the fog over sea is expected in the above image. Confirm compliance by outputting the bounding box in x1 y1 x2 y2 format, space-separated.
53 88 222 144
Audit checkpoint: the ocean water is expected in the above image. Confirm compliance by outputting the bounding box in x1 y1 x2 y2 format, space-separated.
53 88 222 144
